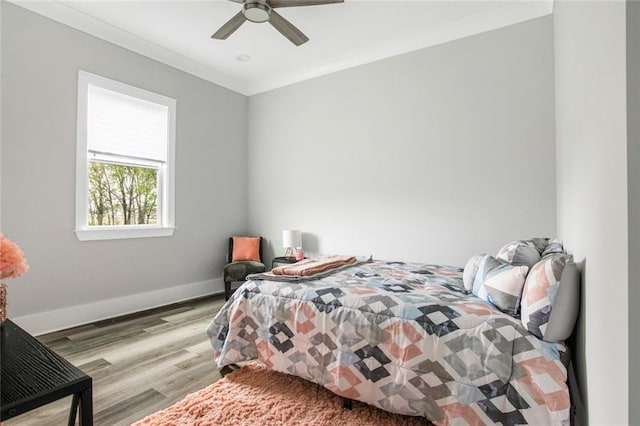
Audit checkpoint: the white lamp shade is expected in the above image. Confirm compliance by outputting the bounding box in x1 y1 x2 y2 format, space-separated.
282 230 302 248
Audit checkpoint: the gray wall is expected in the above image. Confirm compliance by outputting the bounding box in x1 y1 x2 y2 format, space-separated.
247 17 556 267
554 1 629 424
628 0 640 424
1 3 248 331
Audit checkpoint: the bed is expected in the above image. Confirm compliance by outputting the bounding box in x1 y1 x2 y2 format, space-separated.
207 248 574 425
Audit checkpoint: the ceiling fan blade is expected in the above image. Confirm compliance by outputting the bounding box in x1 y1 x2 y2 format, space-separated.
270 0 343 7
269 9 309 46
211 11 247 40
228 0 244 3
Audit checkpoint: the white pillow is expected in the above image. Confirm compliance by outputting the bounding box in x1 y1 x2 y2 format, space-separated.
463 254 484 291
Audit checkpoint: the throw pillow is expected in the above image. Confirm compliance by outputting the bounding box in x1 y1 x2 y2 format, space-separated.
520 253 579 342
232 236 261 262
470 254 529 316
541 238 565 257
463 254 484 291
529 237 551 255
496 240 542 269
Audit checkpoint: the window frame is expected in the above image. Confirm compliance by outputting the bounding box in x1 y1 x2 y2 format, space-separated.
75 71 176 241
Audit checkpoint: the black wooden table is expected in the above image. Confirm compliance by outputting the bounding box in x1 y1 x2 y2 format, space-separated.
1 319 93 425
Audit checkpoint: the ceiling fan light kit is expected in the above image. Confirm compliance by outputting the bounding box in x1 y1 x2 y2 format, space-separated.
243 3 271 23
212 0 344 46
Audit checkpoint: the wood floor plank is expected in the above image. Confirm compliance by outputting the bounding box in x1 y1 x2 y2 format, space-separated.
94 389 166 426
4 295 227 426
77 358 113 375
67 317 169 342
36 323 99 344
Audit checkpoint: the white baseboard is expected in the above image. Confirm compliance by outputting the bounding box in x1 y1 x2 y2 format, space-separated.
12 278 225 336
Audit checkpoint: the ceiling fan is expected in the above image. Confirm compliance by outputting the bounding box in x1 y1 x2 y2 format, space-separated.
212 0 344 46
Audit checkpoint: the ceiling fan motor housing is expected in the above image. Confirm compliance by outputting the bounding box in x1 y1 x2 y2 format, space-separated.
212 0 344 46
243 2 271 23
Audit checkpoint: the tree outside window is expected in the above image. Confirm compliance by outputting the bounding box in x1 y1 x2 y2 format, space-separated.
88 163 158 226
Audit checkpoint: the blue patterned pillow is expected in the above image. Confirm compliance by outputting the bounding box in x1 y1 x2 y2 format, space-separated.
464 254 529 316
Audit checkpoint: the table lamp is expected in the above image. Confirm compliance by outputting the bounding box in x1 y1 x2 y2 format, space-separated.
282 229 302 260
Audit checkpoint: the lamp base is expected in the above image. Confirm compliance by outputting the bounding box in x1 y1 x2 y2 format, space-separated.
284 247 296 261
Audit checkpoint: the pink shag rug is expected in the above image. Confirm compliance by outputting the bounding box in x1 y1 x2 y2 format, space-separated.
133 363 427 425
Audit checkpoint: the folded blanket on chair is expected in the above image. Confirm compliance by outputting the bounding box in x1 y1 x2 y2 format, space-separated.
272 255 357 277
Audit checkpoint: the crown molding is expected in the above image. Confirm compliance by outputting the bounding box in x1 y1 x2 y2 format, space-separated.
8 0 249 94
8 0 553 97
246 0 554 95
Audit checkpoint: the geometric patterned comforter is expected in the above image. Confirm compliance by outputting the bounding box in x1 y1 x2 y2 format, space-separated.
207 260 570 425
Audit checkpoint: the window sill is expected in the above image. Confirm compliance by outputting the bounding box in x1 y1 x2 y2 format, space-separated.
75 226 176 241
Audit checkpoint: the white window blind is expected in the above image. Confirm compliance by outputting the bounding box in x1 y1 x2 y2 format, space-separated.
87 84 169 162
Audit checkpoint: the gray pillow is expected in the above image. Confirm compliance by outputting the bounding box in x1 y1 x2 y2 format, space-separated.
496 240 542 269
541 238 565 257
528 237 551 255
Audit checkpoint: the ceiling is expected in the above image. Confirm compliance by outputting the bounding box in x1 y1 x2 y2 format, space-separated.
10 0 553 95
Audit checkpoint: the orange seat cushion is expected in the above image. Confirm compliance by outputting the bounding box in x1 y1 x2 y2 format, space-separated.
232 237 261 262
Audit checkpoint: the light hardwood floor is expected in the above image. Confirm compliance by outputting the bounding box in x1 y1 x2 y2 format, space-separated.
5 295 227 426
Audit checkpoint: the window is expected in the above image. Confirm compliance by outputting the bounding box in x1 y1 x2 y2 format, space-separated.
75 71 176 241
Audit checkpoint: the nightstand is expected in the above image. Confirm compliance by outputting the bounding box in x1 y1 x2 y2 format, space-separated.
272 256 304 269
